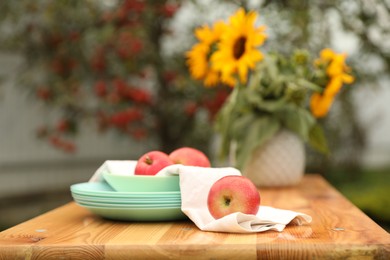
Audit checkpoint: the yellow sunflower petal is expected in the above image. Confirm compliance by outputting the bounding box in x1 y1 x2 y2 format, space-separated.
310 93 335 118
327 61 344 77
237 61 249 84
186 43 210 78
203 70 220 87
324 77 343 97
245 10 258 28
342 74 354 84
213 21 228 39
253 26 267 45
320 48 335 61
195 25 213 44
230 8 246 28
245 49 264 67
220 71 237 87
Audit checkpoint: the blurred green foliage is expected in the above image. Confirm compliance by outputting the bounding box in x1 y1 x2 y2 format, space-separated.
326 167 390 229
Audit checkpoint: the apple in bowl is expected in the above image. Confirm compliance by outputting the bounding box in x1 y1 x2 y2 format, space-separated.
134 151 174 176
103 153 179 192
169 147 211 167
207 175 260 219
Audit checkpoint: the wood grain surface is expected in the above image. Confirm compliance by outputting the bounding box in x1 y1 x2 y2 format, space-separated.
0 174 389 259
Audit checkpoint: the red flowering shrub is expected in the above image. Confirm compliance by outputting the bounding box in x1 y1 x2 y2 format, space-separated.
1 0 230 154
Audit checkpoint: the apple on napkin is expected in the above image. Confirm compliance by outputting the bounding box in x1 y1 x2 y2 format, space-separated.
207 175 260 219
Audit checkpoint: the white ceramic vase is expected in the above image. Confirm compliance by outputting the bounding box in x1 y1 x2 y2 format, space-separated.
242 130 305 187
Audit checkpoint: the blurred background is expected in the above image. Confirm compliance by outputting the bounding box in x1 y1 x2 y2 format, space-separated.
0 0 389 231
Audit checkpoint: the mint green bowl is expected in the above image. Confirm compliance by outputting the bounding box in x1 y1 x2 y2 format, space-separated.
102 172 180 192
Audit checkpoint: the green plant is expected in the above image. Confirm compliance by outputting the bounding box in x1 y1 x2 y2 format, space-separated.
186 8 354 169
216 52 331 169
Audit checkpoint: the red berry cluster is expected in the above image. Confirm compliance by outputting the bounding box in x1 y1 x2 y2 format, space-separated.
94 78 152 105
109 108 144 128
49 136 76 153
36 119 77 153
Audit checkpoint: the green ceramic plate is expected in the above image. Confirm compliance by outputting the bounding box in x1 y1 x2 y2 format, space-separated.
71 182 181 198
76 200 181 209
78 204 187 221
102 172 180 192
71 193 181 204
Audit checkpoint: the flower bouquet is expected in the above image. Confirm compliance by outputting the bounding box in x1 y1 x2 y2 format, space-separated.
186 8 354 184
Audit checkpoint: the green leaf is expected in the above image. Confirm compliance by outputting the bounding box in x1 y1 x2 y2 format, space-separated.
277 105 315 142
214 87 242 159
246 92 287 112
235 117 280 170
308 123 329 155
231 113 257 141
296 78 322 92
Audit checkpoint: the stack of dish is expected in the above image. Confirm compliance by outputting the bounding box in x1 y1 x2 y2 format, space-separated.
70 173 186 221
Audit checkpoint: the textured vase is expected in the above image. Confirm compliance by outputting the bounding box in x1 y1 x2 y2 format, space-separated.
242 130 305 187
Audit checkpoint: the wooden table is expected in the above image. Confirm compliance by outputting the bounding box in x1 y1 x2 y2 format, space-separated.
0 174 389 259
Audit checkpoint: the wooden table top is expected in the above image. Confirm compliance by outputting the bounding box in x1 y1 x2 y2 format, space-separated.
0 174 389 259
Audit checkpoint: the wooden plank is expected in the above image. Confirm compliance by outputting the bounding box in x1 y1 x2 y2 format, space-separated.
0 174 389 259
256 175 390 259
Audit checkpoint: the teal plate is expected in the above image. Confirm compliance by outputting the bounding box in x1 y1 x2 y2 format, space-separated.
77 203 188 221
71 182 181 198
75 200 181 209
71 193 181 204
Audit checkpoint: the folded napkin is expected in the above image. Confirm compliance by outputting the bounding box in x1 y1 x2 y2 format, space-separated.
158 164 312 233
90 161 312 233
89 160 137 182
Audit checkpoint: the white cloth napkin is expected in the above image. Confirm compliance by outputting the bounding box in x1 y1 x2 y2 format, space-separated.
89 160 137 182
89 161 312 233
158 164 312 233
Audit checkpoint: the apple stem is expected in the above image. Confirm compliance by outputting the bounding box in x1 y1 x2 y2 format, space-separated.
224 196 231 206
145 156 153 165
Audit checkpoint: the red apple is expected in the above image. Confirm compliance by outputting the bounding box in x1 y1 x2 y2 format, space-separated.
169 147 211 167
207 175 260 219
134 151 173 175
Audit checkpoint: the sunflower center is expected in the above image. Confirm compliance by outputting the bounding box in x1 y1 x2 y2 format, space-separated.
233 36 247 59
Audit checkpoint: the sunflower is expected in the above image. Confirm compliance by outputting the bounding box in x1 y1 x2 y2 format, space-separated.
310 48 354 118
211 8 267 87
186 21 226 87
